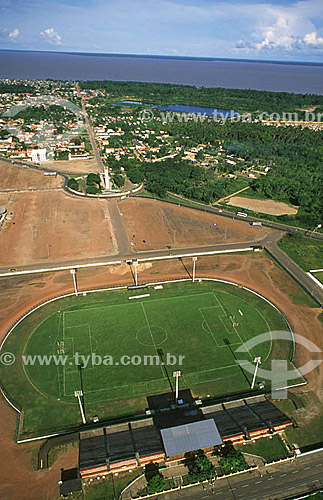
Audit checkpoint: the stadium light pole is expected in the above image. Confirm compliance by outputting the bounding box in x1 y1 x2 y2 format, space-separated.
74 390 86 424
251 357 261 389
192 257 197 282
133 260 138 286
173 371 181 402
70 268 78 296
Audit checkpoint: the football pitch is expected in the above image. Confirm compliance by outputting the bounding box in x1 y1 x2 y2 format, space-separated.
0 280 295 438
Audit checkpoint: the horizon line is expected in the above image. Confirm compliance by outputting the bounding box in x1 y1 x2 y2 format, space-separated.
0 48 322 67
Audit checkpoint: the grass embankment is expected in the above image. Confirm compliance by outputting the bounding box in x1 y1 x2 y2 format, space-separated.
277 233 323 271
237 435 289 462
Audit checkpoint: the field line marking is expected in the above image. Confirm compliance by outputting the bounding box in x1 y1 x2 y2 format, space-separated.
199 309 221 348
62 291 215 318
140 302 166 380
55 312 63 398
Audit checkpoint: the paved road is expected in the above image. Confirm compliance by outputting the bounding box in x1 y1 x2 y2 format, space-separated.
166 193 323 242
141 451 323 500
0 240 259 276
77 83 105 174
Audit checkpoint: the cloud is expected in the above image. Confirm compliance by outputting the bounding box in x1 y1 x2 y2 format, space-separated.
236 1 323 54
8 28 20 40
40 27 62 45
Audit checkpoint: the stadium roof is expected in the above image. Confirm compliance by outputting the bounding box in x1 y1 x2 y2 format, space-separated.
161 419 222 457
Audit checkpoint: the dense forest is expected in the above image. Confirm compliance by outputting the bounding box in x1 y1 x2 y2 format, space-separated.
80 80 323 115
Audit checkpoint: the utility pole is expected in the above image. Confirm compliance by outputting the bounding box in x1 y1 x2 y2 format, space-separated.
74 390 86 424
133 260 138 286
251 357 261 389
70 268 78 296
192 257 197 282
46 243 51 258
173 371 181 402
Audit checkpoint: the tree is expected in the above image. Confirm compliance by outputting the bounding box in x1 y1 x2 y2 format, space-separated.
113 174 125 188
147 473 166 494
184 453 216 482
67 178 79 191
218 448 248 474
86 185 100 194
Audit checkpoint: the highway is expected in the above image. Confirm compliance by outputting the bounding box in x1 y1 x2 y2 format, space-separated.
136 451 323 500
165 192 323 242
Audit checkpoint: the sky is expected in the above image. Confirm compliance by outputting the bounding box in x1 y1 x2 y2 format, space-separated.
0 0 322 62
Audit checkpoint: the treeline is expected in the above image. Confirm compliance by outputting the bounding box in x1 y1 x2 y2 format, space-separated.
80 80 323 114
0 82 35 94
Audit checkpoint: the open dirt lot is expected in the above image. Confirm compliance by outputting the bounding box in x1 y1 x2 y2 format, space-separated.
42 158 100 174
228 196 298 216
119 197 272 250
0 161 63 190
0 191 116 267
0 257 321 500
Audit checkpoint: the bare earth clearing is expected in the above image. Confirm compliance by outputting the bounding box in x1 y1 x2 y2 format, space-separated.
0 160 63 190
42 158 99 174
119 197 272 250
0 191 116 267
228 196 298 216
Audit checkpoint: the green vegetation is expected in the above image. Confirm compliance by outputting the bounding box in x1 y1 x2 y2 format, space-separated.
313 271 323 284
277 233 323 271
0 281 294 438
217 448 248 474
275 392 323 449
86 172 102 194
79 469 142 500
55 149 69 160
80 81 323 115
67 178 79 191
236 435 289 462
0 82 35 93
184 453 216 482
147 472 166 494
84 80 323 227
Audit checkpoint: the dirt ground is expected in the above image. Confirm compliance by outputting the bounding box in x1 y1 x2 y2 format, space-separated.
0 255 321 499
228 196 298 216
0 161 63 190
42 158 99 174
0 191 117 267
119 197 272 250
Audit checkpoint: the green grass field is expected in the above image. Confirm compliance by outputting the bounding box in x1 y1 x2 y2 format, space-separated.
0 280 298 438
277 233 323 271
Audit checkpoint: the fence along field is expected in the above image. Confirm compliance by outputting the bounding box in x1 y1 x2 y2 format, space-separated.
0 280 297 439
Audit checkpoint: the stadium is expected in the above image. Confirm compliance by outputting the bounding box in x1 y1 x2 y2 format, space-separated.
0 276 302 441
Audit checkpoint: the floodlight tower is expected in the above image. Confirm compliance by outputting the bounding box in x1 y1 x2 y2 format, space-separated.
251 357 262 389
133 260 139 286
74 390 86 424
192 257 198 282
173 371 181 402
70 268 78 296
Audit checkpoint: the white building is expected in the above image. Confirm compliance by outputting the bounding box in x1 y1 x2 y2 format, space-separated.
31 148 47 162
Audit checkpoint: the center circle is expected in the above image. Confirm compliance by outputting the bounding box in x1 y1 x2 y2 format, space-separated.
136 326 168 347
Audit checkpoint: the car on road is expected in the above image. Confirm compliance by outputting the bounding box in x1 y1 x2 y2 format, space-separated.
237 212 248 217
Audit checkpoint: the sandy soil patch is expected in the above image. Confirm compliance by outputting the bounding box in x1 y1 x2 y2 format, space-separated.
42 158 99 174
0 191 116 267
119 197 272 251
0 161 63 190
228 196 298 216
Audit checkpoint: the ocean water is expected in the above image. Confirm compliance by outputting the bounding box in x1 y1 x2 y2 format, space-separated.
0 50 323 94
